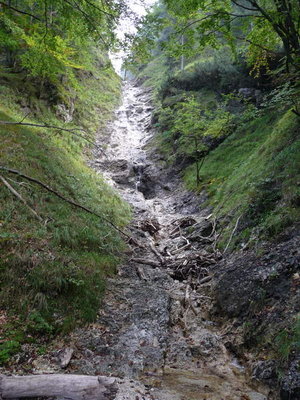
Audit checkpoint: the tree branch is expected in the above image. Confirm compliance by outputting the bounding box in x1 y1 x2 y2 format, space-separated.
0 166 132 240
0 1 42 21
0 119 94 144
177 11 263 34
177 15 214 34
63 0 109 47
291 108 300 117
0 118 108 157
231 0 258 12
236 36 279 54
83 0 116 20
223 214 242 253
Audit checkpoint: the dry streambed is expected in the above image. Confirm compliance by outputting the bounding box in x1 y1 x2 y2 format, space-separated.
4 83 277 400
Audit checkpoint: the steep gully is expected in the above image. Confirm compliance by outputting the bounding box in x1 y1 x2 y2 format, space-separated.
85 82 275 400
31 83 276 399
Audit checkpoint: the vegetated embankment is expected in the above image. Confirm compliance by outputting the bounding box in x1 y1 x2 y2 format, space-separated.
0 54 131 365
137 50 300 398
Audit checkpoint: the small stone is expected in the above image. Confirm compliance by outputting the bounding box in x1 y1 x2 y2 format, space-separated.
59 347 74 369
246 392 267 400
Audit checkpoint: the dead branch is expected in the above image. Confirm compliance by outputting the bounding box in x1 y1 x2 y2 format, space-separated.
143 231 165 264
169 225 180 237
131 258 161 268
184 281 198 316
136 265 149 281
194 294 212 300
223 214 242 254
150 243 165 264
171 240 191 255
199 275 212 285
0 120 96 146
0 166 132 240
208 217 217 238
0 175 43 222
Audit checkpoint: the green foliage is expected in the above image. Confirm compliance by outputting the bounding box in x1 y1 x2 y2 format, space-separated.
174 47 246 92
0 321 26 366
125 3 169 68
155 91 234 167
27 312 54 335
0 0 125 83
0 340 21 365
129 0 300 74
261 81 300 115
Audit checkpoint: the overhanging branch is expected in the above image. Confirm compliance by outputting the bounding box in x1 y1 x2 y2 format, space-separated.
0 118 109 157
0 1 42 21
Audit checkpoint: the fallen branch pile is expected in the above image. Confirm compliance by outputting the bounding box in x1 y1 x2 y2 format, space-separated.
131 213 221 286
168 251 218 281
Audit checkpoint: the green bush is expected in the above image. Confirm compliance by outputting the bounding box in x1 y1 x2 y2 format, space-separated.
0 340 21 365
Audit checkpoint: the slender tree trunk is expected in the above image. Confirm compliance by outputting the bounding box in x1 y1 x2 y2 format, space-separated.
180 35 185 70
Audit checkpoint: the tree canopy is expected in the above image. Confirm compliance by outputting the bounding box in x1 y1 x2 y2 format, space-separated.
129 0 300 74
0 0 126 82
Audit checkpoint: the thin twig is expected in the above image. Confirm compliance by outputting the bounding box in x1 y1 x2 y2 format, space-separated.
0 120 94 144
0 119 108 157
0 175 43 222
223 214 242 254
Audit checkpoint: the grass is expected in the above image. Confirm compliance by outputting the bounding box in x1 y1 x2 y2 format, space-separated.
274 315 300 363
183 109 300 247
0 57 131 363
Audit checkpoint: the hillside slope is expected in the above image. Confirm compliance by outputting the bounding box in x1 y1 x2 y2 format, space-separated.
0 56 131 364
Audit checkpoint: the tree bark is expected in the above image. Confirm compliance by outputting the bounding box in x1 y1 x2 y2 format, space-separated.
0 374 117 400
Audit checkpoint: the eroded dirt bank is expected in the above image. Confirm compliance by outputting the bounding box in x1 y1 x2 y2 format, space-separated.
7 83 286 399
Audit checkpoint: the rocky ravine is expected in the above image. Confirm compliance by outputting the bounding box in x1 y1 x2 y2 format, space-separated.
6 83 282 399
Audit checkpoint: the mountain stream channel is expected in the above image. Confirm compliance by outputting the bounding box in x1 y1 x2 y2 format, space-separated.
12 83 277 400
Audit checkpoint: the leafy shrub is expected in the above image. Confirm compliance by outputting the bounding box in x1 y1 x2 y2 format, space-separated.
27 312 54 335
0 340 21 365
156 95 234 165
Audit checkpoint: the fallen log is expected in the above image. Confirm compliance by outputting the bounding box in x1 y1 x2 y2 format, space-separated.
0 374 117 400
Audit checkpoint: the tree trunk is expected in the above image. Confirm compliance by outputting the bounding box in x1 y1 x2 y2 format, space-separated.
0 374 117 400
